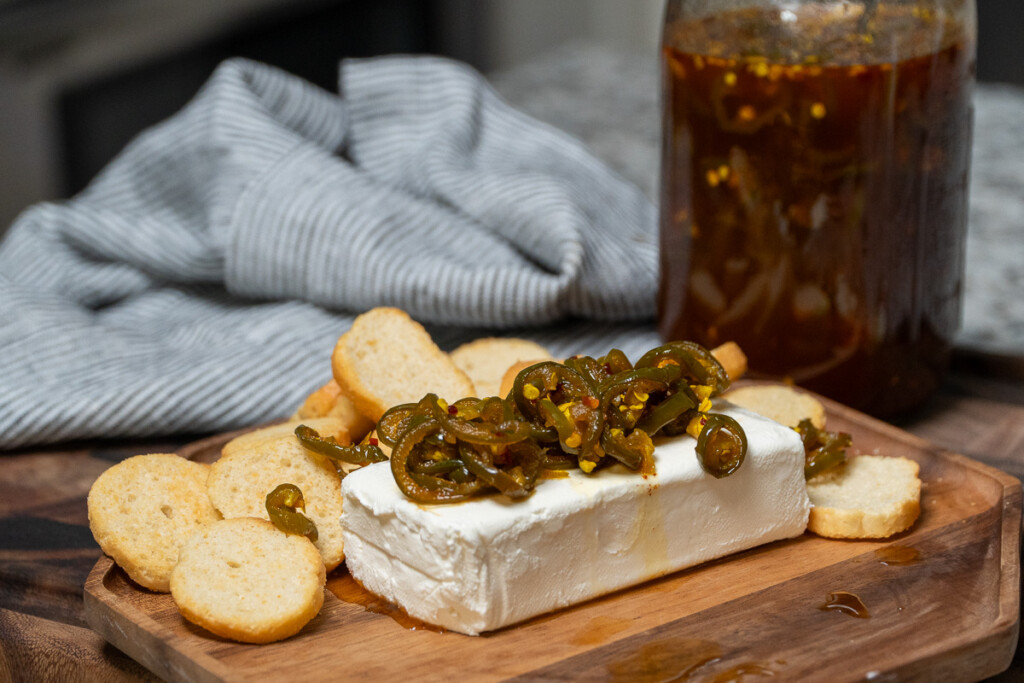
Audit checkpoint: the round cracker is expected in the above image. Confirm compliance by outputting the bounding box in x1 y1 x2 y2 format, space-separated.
450 337 553 398
807 455 921 539
222 417 351 460
170 518 325 643
207 434 345 571
331 307 475 421
291 380 375 443
88 453 220 592
723 384 827 430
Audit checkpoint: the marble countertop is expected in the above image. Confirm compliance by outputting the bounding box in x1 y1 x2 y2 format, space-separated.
491 44 1024 357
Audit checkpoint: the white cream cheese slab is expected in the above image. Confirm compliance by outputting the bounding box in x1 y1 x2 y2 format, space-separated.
341 403 810 635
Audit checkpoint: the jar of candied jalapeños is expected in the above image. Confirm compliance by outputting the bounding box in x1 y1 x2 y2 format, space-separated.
658 0 976 416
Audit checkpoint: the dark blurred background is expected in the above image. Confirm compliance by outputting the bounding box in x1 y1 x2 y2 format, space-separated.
0 0 1018 233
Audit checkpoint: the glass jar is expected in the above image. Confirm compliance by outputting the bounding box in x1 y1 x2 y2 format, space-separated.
658 0 976 416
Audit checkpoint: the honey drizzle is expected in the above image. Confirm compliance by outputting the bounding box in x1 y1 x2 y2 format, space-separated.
819 590 870 618
711 661 778 682
875 545 921 566
607 637 722 682
328 572 446 633
569 615 632 647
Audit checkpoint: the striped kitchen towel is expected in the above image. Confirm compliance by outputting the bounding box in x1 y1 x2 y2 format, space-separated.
0 56 658 450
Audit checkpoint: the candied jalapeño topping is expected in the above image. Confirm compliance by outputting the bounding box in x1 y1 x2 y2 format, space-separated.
295 424 388 467
265 483 318 542
380 342 746 504
796 418 852 479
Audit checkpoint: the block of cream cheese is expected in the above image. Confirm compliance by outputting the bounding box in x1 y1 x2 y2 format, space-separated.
341 403 810 635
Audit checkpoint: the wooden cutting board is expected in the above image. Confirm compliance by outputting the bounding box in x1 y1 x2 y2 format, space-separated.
83 395 1021 682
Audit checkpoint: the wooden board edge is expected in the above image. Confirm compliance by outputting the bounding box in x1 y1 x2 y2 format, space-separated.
995 473 1024 674
887 620 1021 682
823 390 1024 679
83 556 233 683
852 410 1022 678
891 481 1022 681
730 384 1024 679
83 404 1023 681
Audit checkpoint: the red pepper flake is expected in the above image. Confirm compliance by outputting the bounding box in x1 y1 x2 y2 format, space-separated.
368 437 379 446
494 430 505 437
582 395 600 409
448 405 458 415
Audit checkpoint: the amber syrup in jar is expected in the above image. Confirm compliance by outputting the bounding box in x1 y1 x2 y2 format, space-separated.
658 4 975 415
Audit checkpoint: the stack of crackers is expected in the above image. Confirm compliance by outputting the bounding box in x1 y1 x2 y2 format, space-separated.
86 308 559 643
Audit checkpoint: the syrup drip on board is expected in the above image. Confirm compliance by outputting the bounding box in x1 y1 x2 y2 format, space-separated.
328 572 446 633
819 591 870 618
711 661 780 682
607 636 722 682
875 545 921 566
570 615 632 647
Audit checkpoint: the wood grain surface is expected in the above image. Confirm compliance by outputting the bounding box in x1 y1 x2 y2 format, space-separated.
81 393 1021 682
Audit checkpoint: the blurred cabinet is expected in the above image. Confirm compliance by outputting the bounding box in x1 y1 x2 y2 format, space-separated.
976 0 1024 85
0 0 484 231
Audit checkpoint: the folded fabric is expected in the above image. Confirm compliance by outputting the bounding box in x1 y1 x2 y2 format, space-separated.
0 56 658 449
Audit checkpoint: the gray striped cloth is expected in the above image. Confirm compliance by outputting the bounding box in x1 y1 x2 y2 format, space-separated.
0 57 660 450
